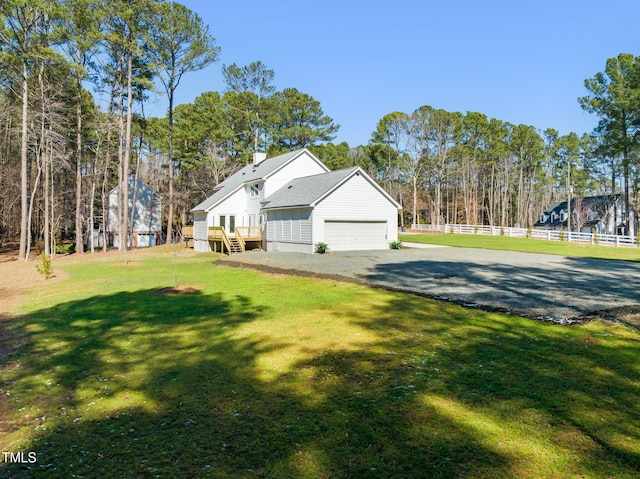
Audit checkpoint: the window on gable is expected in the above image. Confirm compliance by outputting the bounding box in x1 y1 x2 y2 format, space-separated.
250 184 260 197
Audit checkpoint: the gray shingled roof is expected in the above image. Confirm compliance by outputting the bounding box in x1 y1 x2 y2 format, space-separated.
533 194 621 228
261 167 360 210
190 150 308 212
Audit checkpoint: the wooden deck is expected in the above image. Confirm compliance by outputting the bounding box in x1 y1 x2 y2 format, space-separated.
179 226 194 248
179 225 262 254
208 226 262 255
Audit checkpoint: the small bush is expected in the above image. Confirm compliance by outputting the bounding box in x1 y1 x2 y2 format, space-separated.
55 243 75 254
35 252 53 279
314 242 329 254
390 240 403 250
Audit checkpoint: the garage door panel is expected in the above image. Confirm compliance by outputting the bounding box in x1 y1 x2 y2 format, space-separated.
324 221 387 251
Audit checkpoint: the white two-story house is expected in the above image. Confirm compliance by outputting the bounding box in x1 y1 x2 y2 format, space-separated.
190 148 400 253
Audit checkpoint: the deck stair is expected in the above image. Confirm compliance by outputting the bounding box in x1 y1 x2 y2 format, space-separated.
228 237 243 254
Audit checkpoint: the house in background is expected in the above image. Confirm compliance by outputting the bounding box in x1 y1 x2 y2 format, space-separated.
190 148 400 253
107 176 162 248
534 194 629 235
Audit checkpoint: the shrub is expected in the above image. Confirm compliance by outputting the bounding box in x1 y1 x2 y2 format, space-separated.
55 243 75 254
314 242 329 254
35 252 53 279
390 240 403 250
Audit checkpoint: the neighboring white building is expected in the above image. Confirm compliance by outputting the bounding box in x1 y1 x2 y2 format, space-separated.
107 176 162 248
190 148 400 253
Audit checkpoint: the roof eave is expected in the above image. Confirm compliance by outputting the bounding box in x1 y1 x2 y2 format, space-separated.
262 203 312 211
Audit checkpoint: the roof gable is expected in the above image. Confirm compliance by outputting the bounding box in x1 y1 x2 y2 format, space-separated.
191 148 328 212
109 176 159 200
261 167 401 210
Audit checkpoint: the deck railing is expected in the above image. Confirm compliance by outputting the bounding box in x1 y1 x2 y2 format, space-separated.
234 228 246 252
235 226 262 240
182 225 194 240
208 226 231 253
410 223 638 248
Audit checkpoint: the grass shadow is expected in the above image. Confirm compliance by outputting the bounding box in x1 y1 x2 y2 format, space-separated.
1 275 639 478
1 285 513 478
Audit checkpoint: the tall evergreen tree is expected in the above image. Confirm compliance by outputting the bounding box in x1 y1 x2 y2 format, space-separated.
148 1 219 243
222 61 275 155
0 1 58 260
270 87 339 151
579 53 640 234
59 0 103 254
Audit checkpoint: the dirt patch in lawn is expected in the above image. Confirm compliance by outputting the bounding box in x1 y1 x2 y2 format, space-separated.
0 250 69 361
150 285 200 295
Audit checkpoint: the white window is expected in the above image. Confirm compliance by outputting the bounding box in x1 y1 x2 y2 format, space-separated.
250 184 260 197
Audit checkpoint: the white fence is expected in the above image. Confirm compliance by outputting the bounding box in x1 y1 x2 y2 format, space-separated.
410 223 638 248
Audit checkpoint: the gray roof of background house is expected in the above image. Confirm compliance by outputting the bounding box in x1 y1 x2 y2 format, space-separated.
534 194 621 228
191 150 313 212
261 167 360 210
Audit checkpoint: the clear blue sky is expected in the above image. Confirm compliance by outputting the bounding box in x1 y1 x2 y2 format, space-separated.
146 0 640 146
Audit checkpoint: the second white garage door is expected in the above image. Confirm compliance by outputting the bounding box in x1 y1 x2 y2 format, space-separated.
323 220 388 251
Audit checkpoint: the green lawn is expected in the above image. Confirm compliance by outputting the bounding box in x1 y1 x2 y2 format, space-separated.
400 232 640 261
1 247 639 478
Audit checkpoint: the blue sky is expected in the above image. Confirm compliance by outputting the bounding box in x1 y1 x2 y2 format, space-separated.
146 0 640 146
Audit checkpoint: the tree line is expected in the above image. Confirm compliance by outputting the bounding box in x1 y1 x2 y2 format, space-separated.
1 0 638 260
367 53 640 235
0 0 340 260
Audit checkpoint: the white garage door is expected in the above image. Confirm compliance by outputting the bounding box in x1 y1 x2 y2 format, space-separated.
324 221 388 251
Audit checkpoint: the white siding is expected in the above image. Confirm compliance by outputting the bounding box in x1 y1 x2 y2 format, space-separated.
265 208 313 252
193 212 208 240
108 185 162 234
264 152 328 197
193 212 209 252
245 181 264 220
208 187 247 230
313 173 398 249
107 189 118 234
107 178 162 247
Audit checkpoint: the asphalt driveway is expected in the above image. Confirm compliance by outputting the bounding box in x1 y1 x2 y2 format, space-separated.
219 244 640 322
